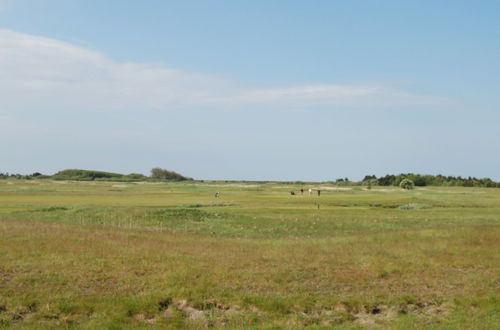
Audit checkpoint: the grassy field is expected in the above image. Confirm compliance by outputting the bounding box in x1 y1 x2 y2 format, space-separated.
0 179 499 329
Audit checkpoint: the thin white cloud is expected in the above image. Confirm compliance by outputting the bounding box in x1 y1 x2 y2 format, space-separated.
0 29 452 111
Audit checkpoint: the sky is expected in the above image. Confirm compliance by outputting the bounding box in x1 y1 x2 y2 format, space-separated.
1 0 499 181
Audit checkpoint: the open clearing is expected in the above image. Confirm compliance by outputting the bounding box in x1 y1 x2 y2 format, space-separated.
0 180 499 329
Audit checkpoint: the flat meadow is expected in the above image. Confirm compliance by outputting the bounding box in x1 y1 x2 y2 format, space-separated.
0 179 499 329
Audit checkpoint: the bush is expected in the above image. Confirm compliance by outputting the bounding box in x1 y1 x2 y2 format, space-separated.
399 178 414 190
53 169 124 180
124 173 147 180
150 168 192 181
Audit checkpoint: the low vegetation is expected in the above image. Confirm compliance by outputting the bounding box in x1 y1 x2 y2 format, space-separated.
0 179 498 328
2 170 499 188
363 173 500 188
150 167 193 181
52 169 127 180
29 168 189 182
399 178 414 190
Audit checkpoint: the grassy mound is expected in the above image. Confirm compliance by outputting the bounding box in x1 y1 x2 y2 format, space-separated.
53 169 125 180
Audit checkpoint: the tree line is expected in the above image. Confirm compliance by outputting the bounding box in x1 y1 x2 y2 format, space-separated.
362 173 499 188
1 170 498 187
0 168 192 182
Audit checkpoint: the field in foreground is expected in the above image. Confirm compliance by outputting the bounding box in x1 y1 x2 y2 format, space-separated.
0 180 499 329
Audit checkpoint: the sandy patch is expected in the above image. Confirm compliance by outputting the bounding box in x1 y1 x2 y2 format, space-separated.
317 186 353 191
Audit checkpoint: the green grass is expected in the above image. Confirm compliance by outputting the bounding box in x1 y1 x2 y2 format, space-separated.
0 179 499 328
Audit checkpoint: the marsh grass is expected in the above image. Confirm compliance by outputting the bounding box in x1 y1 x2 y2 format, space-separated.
0 179 499 328
397 203 433 210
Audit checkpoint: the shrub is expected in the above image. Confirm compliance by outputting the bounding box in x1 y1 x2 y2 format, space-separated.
53 169 123 180
399 178 414 190
124 173 147 180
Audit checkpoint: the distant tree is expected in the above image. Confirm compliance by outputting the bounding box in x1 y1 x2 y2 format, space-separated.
150 168 192 181
400 178 414 190
365 173 499 188
378 175 396 186
124 173 147 180
413 175 426 186
362 175 377 182
364 178 378 188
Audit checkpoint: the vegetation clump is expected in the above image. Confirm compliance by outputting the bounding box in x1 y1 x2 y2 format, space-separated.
0 172 49 180
365 173 499 188
52 169 124 180
399 178 415 190
51 169 150 181
150 167 192 181
398 203 433 210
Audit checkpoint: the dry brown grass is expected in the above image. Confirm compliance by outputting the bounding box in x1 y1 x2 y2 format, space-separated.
1 218 499 328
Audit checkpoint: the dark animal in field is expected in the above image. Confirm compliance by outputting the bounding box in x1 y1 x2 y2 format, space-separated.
215 192 220 198
290 191 296 195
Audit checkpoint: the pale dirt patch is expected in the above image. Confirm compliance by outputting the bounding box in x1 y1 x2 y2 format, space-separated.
175 299 205 320
112 184 127 188
132 313 156 324
404 301 454 316
317 186 352 191
163 308 176 319
353 305 398 327
158 298 245 322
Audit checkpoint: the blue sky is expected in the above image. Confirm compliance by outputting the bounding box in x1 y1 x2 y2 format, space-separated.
1 0 499 181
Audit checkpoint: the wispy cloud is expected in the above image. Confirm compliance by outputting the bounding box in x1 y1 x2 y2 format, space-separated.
0 29 451 111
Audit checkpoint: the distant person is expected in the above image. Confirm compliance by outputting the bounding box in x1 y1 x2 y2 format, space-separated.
300 188 304 195
308 188 312 196
215 192 220 198
317 189 321 197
